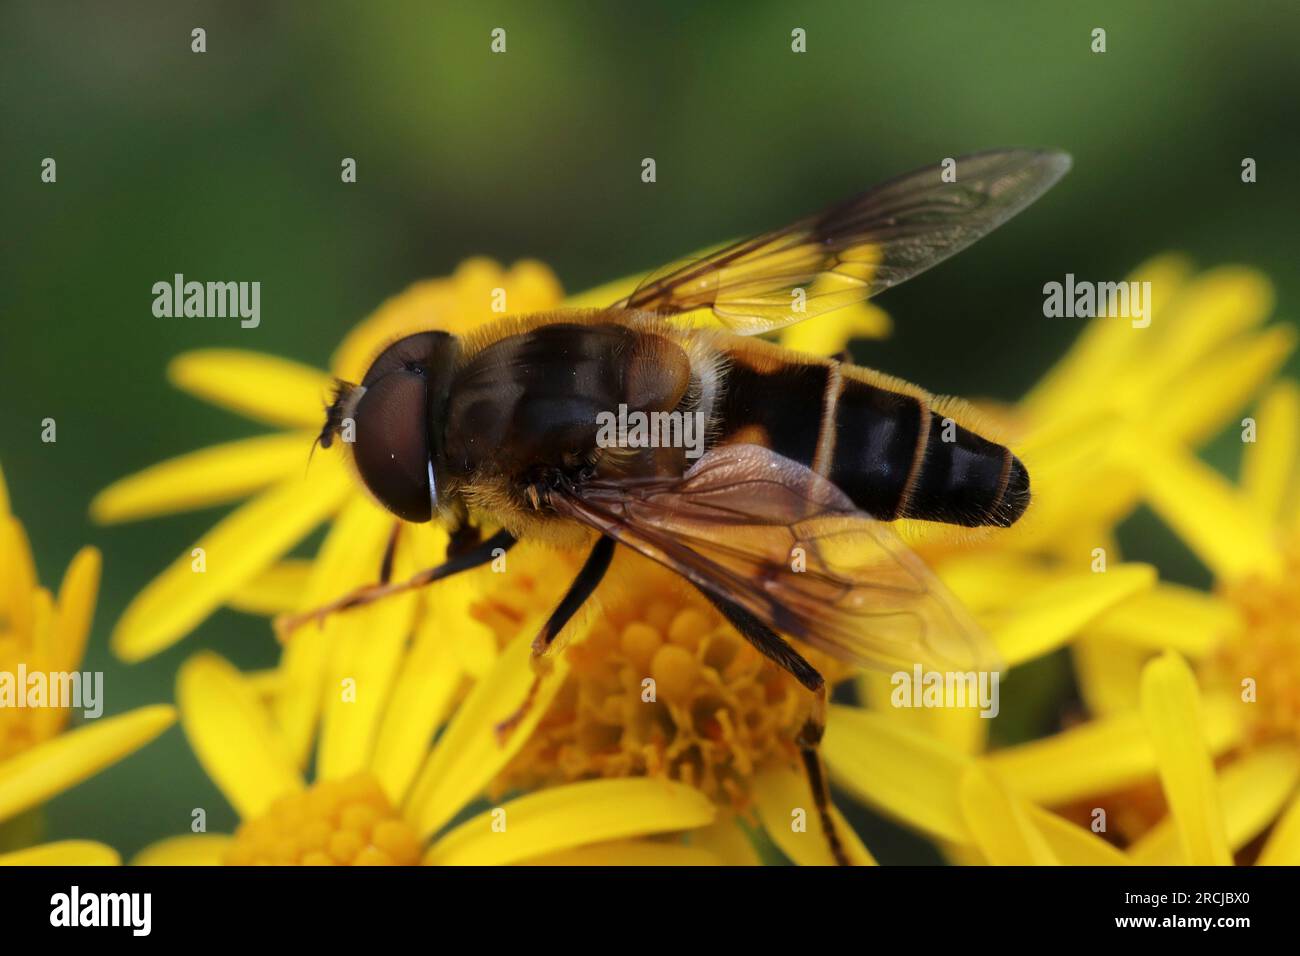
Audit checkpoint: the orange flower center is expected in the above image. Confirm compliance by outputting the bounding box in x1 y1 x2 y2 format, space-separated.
493 550 836 810
223 773 421 865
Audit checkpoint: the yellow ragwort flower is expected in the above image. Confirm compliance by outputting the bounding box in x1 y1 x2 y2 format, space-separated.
959 295 1300 864
96 252 1285 864
91 254 1190 868
135 641 722 865
0 463 175 866
862 256 1292 758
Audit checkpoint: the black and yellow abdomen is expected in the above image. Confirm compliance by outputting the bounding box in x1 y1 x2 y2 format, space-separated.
713 339 1029 528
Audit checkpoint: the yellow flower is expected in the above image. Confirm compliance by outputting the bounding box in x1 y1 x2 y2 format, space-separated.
966 370 1300 864
95 251 1287 865
859 651 1291 866
486 544 881 865
860 256 1292 757
136 644 720 865
0 463 175 864
86 256 1170 868
986 651 1300 865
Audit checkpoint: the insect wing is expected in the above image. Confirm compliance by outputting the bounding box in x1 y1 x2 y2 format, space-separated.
555 444 1001 674
616 148 1070 335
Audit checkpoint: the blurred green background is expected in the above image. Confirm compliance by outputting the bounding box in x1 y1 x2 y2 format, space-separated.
2 0 1297 862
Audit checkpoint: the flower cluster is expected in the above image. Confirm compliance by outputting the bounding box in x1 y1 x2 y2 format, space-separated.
6 250 1295 866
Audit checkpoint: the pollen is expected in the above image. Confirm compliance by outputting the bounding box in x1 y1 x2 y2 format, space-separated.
223 773 421 866
1209 544 1300 744
494 551 836 810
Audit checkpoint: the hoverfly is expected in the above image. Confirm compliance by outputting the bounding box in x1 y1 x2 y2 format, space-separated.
287 148 1071 864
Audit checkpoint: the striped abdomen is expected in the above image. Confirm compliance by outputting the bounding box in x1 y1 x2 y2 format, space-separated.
712 340 1029 528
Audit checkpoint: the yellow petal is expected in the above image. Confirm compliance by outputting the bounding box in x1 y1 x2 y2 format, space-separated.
315 589 416 781
0 841 120 866
168 350 332 429
959 764 1059 865
1022 254 1191 418
519 839 720 866
424 778 715 866
938 553 1059 616
91 433 312 524
177 653 302 819
1258 785 1300 865
1136 266 1276 395
779 303 891 355
0 459 9 514
316 505 425 780
752 764 876 865
111 458 351 662
0 705 175 823
405 625 571 839
370 611 467 806
332 260 563 380
25 592 62 741
1031 806 1132 865
502 259 567 312
1071 634 1148 717
272 495 393 766
1084 582 1238 657
562 272 646 310
1128 435 1283 582
988 693 1243 805
132 834 232 866
1153 326 1294 448
989 563 1156 667
919 706 989 756
1241 380 1300 524
689 816 762 866
858 669 989 753
1131 743 1298 864
331 279 460 380
822 705 968 844
244 669 285 697
226 559 314 615
1139 652 1232 865
0 515 37 639
53 546 100 675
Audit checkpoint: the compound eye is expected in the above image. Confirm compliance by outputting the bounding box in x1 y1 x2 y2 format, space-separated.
363 332 454 388
351 369 432 522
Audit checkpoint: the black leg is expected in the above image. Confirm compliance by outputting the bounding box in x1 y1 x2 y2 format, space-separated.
446 520 484 560
383 515 482 584
698 586 850 866
379 522 401 583
495 536 616 740
277 528 517 639
532 535 615 655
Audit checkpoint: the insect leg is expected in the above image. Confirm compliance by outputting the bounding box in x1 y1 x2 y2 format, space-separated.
276 528 517 640
698 588 851 866
494 535 616 741
445 520 484 559
378 522 401 583
531 535 616 657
